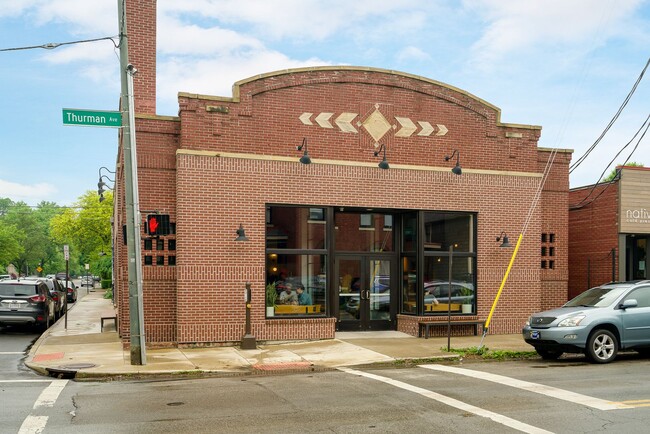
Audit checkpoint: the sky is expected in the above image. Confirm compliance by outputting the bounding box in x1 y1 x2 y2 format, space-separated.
0 0 649 206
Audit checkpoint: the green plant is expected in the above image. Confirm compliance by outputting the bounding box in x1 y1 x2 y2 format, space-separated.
103 287 113 299
459 286 473 297
266 282 277 307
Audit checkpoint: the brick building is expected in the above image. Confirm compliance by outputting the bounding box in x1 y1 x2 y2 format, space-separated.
113 0 572 347
568 167 650 299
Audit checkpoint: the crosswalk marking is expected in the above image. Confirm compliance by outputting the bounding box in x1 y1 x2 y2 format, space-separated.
34 380 68 408
419 364 631 411
339 367 553 434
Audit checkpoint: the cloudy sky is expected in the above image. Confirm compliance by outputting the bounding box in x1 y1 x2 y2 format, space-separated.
1 0 648 205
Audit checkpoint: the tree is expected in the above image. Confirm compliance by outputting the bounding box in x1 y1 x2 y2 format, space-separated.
2 202 52 275
601 162 644 182
0 221 24 272
50 190 113 276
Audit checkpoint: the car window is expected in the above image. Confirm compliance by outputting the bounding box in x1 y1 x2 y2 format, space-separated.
0 283 38 296
564 285 628 308
623 286 650 308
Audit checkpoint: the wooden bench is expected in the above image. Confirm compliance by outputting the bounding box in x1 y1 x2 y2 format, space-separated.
100 311 118 332
418 320 484 339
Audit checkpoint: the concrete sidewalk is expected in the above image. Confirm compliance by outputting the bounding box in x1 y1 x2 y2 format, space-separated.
25 291 533 379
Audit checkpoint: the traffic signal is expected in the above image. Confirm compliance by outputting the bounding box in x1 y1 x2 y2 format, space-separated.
145 214 170 236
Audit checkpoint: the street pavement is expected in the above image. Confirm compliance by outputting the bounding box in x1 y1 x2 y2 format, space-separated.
25 291 533 379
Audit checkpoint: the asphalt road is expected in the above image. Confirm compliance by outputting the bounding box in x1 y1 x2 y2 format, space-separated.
3 355 650 433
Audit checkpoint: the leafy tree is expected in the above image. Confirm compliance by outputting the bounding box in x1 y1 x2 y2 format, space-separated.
2 202 51 275
601 162 644 182
0 221 24 272
50 190 113 276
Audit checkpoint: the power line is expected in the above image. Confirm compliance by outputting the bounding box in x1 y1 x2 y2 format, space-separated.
570 114 650 210
570 57 650 173
0 36 118 52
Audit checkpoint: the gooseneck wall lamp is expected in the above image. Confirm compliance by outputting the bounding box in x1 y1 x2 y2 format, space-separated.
235 224 249 242
297 138 312 164
496 232 512 248
97 166 115 202
373 144 390 170
444 150 462 175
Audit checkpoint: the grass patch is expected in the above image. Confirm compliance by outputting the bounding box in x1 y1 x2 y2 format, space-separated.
445 346 538 360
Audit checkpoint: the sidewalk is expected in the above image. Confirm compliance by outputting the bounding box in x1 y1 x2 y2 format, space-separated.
25 291 532 379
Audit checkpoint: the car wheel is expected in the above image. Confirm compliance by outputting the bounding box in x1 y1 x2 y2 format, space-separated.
585 329 618 363
536 348 563 360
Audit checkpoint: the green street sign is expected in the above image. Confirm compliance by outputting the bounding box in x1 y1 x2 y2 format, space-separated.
62 108 122 128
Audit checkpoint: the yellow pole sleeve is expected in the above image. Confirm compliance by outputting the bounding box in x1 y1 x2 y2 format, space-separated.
484 233 523 330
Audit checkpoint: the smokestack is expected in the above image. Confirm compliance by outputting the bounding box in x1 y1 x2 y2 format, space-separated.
125 0 157 115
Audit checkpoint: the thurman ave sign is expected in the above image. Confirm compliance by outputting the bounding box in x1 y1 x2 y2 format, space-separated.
62 108 122 128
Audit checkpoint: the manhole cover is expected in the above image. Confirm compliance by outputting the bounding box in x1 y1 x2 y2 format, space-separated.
59 363 96 369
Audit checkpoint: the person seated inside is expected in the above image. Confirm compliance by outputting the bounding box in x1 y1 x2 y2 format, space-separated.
278 283 297 305
296 285 312 306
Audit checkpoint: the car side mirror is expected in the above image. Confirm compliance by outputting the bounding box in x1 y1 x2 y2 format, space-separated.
620 299 638 309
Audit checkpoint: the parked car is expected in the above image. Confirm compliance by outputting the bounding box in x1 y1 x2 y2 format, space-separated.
1 274 12 280
523 280 650 363
61 280 78 303
55 272 70 281
424 281 475 305
0 278 56 330
80 276 94 288
22 277 66 319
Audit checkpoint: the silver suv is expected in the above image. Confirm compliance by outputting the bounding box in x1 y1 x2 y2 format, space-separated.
523 280 650 363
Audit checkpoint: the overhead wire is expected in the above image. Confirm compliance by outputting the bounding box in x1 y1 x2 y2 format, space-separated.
0 36 118 52
569 57 650 173
570 114 650 210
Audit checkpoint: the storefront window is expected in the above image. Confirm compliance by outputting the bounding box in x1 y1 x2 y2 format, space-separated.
266 206 327 318
423 256 475 315
266 206 325 249
401 256 417 314
424 213 474 252
266 254 326 317
334 212 394 252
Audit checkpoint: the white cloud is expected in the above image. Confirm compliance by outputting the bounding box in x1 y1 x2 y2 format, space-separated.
32 0 116 35
467 0 644 69
396 46 431 63
157 49 331 114
0 179 58 202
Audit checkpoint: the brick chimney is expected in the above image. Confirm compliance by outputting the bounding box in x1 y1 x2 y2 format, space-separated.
125 0 156 115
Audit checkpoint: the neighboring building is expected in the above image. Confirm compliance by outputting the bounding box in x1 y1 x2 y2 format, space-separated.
113 0 572 347
568 166 650 299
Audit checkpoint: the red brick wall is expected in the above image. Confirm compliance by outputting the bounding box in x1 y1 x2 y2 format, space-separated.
568 183 619 298
119 1 570 344
125 0 156 115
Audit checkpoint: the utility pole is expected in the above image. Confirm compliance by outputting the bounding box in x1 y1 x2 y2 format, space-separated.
117 0 146 365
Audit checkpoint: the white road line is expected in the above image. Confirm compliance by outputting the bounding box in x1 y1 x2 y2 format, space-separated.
419 364 630 410
33 380 68 408
0 351 25 355
339 367 553 434
18 415 48 434
0 380 53 383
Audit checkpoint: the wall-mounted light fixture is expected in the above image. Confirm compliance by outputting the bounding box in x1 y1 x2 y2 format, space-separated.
235 224 249 242
496 232 512 248
97 166 116 202
297 138 311 164
444 150 462 175
373 144 390 170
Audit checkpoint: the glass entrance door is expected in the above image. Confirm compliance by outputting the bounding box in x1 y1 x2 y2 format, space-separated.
336 256 393 331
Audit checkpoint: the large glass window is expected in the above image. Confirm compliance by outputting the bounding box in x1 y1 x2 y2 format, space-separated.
400 211 477 316
334 213 394 252
266 206 327 317
266 206 325 250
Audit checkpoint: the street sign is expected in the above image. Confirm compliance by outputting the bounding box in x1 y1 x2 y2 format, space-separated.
64 245 69 260
62 108 122 128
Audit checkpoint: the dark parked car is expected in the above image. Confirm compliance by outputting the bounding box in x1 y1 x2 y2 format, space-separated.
61 280 78 303
523 280 650 363
0 279 56 330
22 277 66 319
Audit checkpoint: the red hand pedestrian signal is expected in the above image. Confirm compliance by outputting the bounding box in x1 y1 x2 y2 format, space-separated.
148 216 159 235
